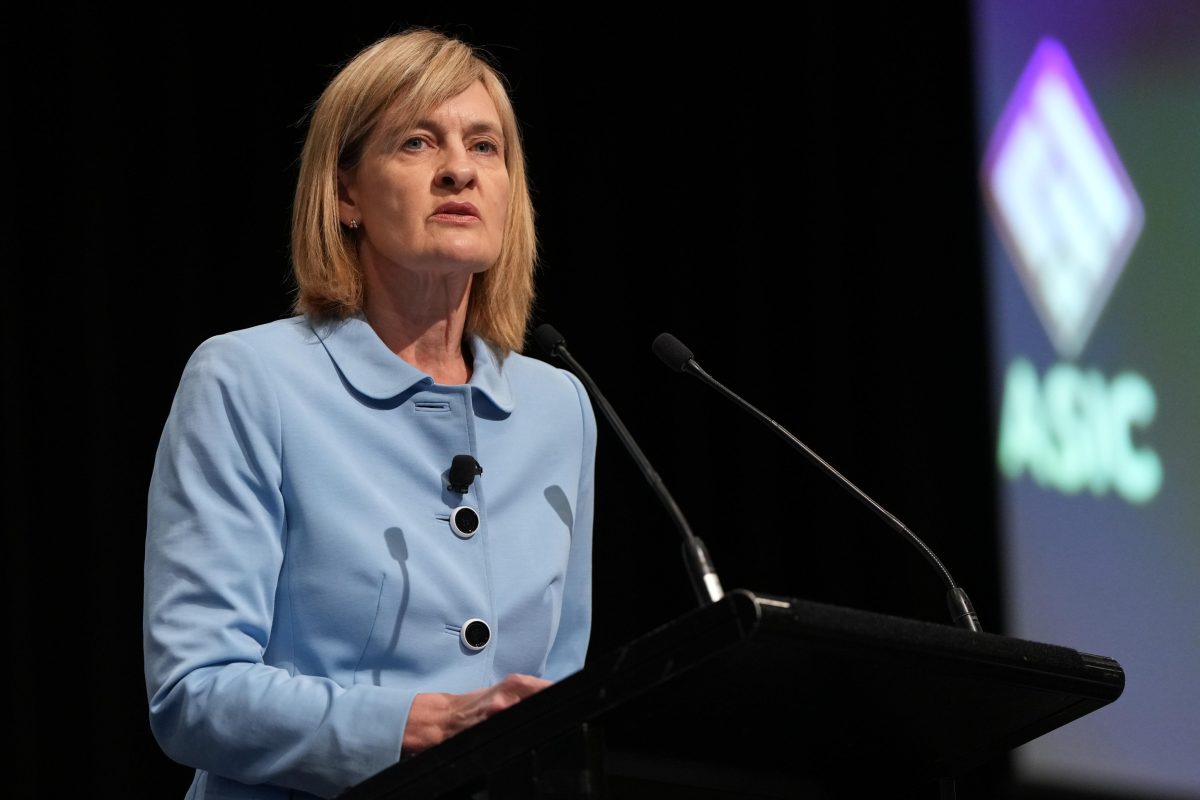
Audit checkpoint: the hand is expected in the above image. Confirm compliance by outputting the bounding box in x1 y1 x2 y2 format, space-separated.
402 673 552 757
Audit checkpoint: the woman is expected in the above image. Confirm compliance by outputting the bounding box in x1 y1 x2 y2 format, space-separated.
143 27 597 799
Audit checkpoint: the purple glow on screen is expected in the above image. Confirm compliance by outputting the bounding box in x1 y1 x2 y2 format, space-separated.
980 37 1143 360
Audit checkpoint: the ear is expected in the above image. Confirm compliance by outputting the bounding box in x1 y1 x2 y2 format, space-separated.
337 168 360 227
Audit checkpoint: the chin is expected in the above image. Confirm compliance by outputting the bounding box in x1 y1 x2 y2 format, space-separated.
439 247 500 274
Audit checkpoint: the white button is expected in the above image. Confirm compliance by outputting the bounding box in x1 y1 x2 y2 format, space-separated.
450 506 480 538
461 618 491 650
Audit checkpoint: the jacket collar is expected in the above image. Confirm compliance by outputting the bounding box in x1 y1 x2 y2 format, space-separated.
310 315 514 413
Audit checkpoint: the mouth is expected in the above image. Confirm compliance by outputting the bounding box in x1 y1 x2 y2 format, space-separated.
433 202 480 219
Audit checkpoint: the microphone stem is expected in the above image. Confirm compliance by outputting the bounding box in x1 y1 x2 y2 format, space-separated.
688 362 958 592
553 345 724 605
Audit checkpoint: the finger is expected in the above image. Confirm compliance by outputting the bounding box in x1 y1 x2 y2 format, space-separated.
498 673 552 696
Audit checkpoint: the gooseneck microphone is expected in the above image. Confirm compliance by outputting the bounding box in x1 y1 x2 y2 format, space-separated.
534 324 724 606
652 332 982 632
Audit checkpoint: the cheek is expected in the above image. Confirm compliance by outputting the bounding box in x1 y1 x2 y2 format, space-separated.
363 164 422 213
491 179 512 230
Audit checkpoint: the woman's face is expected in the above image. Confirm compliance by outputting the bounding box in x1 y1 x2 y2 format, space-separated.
339 80 511 278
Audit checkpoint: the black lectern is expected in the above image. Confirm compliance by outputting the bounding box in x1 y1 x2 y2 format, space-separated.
338 589 1124 799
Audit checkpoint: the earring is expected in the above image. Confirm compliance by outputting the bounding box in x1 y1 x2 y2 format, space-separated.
348 219 360 230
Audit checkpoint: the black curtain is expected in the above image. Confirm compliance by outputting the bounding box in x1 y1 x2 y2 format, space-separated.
7 3 1003 796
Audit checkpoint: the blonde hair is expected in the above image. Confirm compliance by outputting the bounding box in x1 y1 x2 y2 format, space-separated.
290 27 537 354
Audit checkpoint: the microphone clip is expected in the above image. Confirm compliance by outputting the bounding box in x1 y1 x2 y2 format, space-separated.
448 454 483 494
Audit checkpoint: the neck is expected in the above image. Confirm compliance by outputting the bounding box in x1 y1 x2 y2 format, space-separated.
361 272 474 386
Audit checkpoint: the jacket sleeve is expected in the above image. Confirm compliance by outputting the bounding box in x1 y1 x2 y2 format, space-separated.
143 333 414 798
541 368 598 682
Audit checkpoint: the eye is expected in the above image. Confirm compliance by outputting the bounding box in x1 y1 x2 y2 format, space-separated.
471 139 501 156
401 136 427 151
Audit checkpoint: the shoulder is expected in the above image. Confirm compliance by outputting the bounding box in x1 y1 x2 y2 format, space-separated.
499 349 597 439
206 316 314 353
504 349 578 386
183 317 314 373
499 349 591 407
172 317 318 408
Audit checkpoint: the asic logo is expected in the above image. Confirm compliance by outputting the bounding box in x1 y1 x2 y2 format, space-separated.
986 39 1161 504
981 37 1144 360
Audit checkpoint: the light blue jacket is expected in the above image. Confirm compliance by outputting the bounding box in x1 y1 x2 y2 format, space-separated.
143 315 597 799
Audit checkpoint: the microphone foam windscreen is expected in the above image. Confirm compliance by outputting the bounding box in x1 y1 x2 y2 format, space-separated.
652 333 694 372
533 324 565 357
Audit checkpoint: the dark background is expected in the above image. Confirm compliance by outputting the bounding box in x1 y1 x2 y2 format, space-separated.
5 3 1029 797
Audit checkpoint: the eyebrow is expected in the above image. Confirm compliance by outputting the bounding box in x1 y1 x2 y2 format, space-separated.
410 116 504 138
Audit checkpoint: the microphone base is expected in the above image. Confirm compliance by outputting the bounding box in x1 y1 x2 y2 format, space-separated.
946 587 983 632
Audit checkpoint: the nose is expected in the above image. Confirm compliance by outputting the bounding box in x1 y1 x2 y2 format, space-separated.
435 144 476 189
